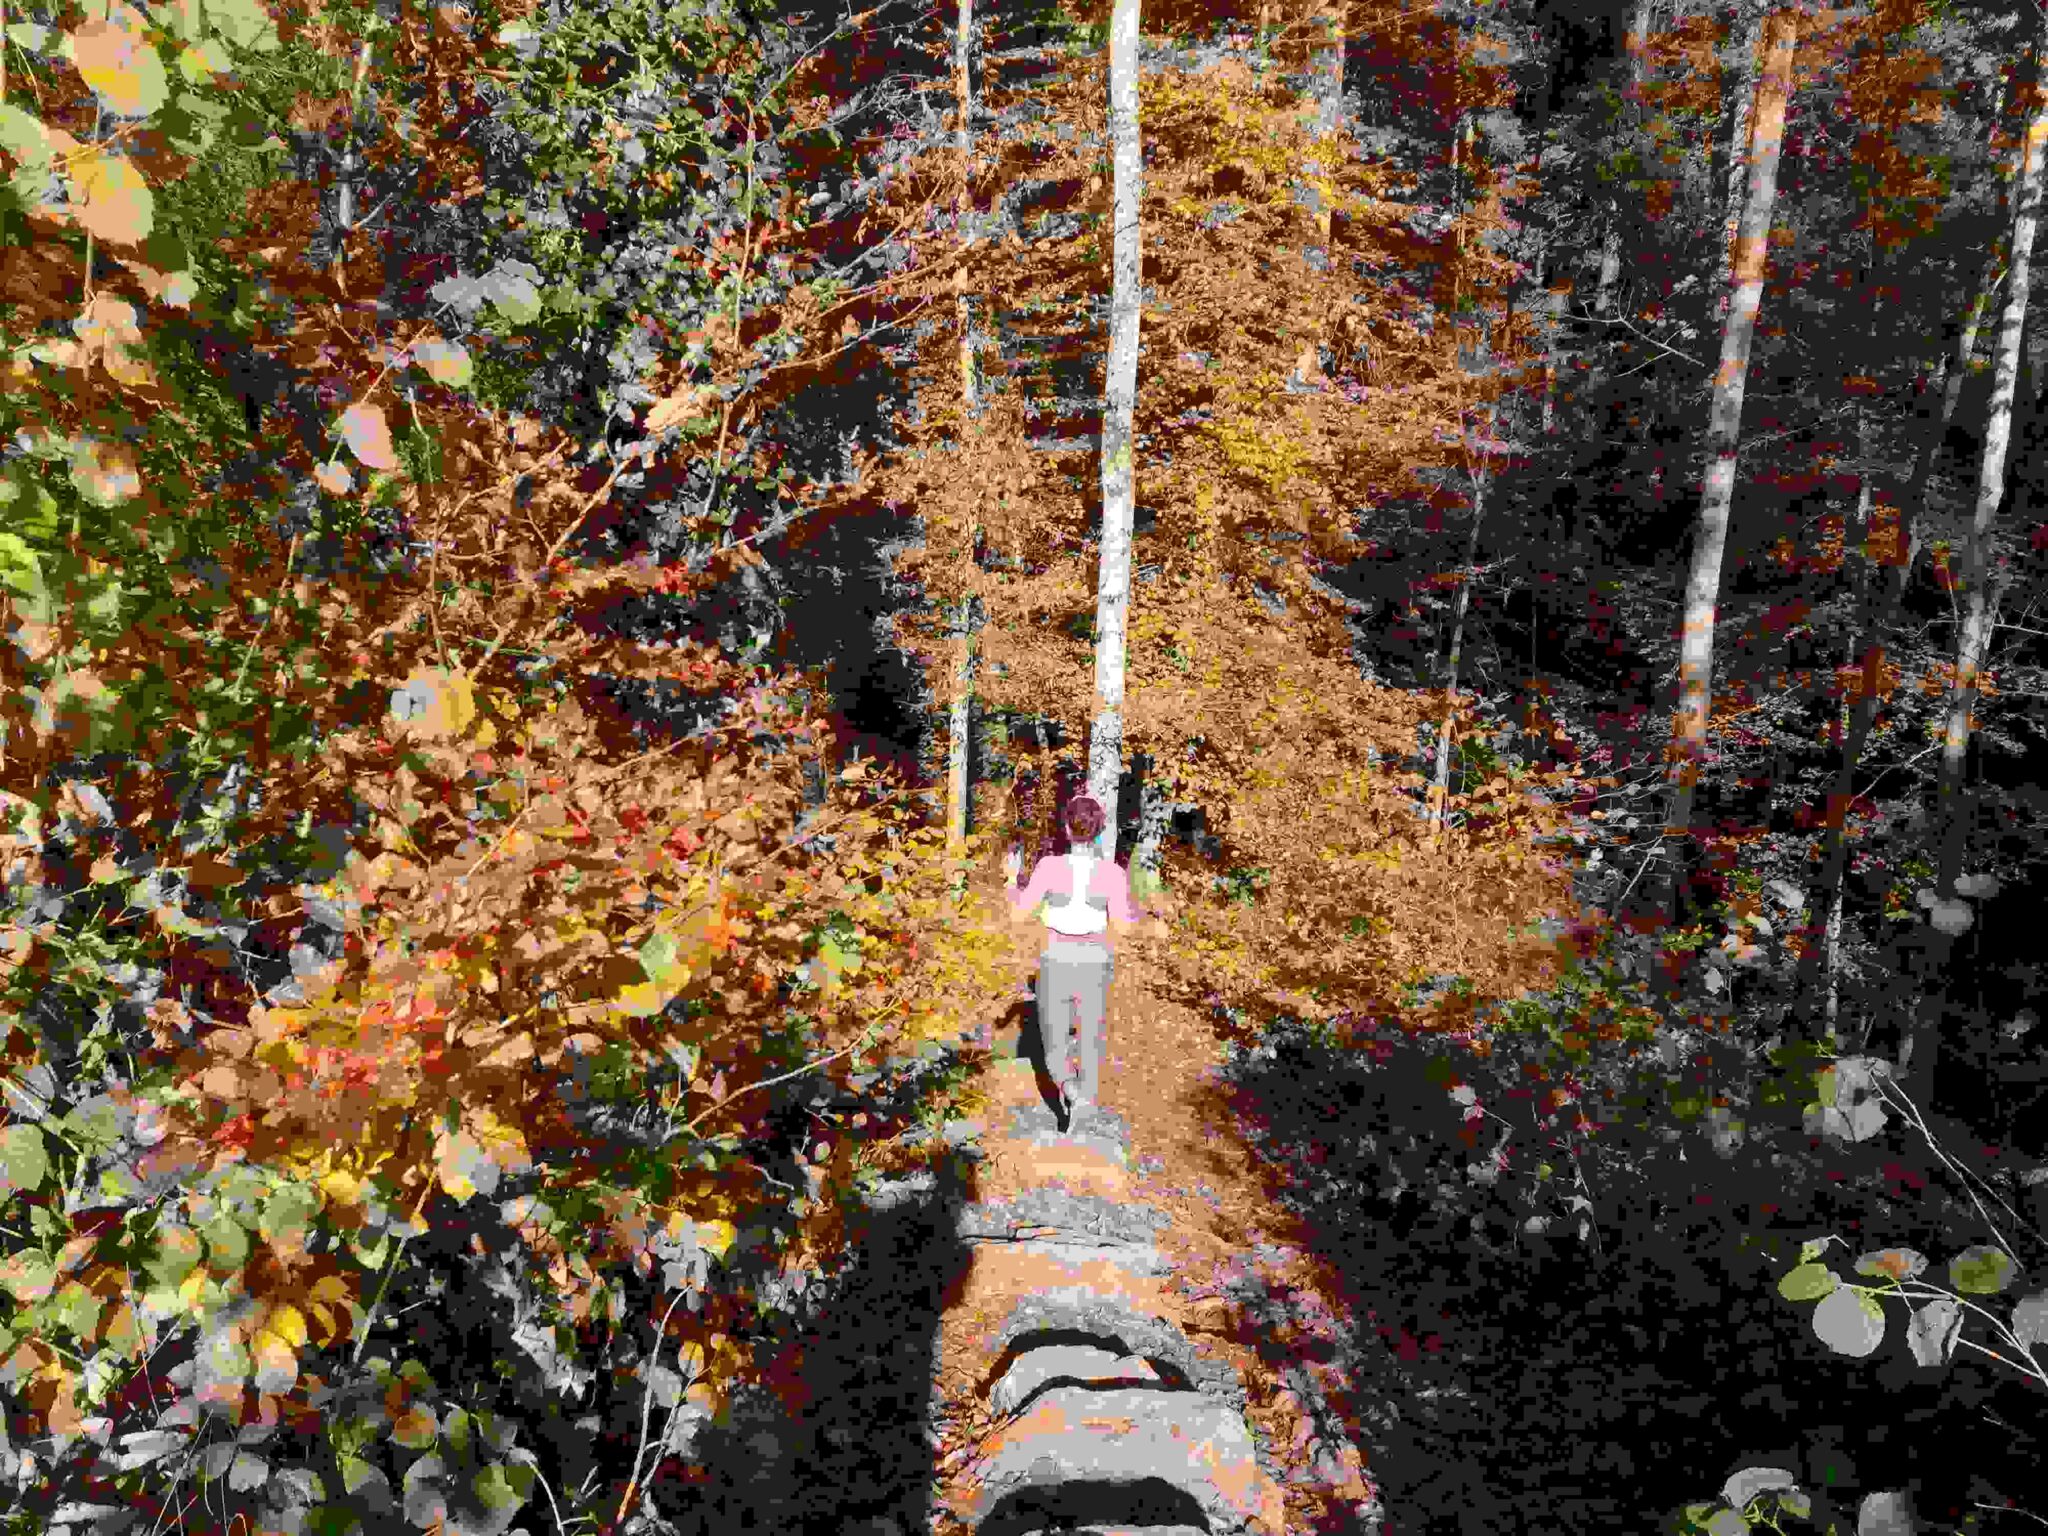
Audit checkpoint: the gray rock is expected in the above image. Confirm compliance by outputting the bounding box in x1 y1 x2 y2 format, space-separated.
991 1295 1245 1413
966 1385 1265 1535
990 1344 1161 1415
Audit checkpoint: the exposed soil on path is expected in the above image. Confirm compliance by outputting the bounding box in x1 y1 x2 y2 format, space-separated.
927 932 1380 1534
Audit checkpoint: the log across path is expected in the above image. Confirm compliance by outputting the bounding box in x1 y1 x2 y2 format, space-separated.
923 941 1384 1535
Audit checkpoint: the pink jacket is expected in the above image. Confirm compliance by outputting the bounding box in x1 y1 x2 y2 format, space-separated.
1009 850 1141 934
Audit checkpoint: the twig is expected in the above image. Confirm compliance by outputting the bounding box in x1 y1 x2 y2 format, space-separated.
682 1013 895 1135
1564 304 1706 370
1973 1502 2048 1529
609 1288 691 1535
1872 1072 2028 1259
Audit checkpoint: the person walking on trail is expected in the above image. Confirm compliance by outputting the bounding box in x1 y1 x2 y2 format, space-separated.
1002 794 1149 1130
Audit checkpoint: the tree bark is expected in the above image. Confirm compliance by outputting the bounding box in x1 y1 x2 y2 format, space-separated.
1592 0 1657 320
1430 401 1497 831
1796 397 1880 1040
1312 0 1346 135
1793 245 2008 1035
1713 0 1762 312
1663 8 1796 921
1906 59 2048 1094
1087 0 1143 859
946 0 978 865
1907 245 2005 524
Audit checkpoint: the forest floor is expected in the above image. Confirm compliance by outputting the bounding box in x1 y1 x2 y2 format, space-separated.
924 933 1380 1534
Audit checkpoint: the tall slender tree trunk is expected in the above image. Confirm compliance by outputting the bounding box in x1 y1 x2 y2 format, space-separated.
1797 397 1878 1041
1663 8 1796 922
1593 0 1657 320
1312 0 1346 135
331 36 378 297
1905 58 2048 1095
947 0 978 867
1430 402 1498 831
1907 246 2006 523
1713 0 1763 312
1794 248 2007 1034
1087 0 1143 859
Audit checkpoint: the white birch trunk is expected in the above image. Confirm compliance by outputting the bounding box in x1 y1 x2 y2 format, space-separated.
1086 0 1143 859
947 0 977 862
1594 0 1656 319
1311 0 1346 134
1664 9 1796 906
1907 68 2048 1094
1713 0 1762 310
1935 87 2048 897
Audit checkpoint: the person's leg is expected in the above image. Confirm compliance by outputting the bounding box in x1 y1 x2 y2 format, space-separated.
1074 952 1112 1105
1038 949 1075 1098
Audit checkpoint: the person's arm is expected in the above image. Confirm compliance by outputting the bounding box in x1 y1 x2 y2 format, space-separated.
1005 850 1056 919
1103 861 1168 940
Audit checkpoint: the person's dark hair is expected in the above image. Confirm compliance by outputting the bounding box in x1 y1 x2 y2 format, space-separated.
1063 794 1106 841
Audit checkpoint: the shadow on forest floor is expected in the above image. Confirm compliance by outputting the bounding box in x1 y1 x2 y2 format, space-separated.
1194 1015 2048 1536
645 1148 976 1535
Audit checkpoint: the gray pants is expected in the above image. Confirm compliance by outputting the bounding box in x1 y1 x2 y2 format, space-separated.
1038 939 1112 1104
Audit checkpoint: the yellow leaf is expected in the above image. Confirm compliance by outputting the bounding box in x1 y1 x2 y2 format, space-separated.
68 14 170 116
68 439 141 506
250 1327 296 1391
259 1302 307 1349
697 1219 737 1260
66 148 153 245
102 1301 145 1357
318 1166 362 1206
390 666 478 742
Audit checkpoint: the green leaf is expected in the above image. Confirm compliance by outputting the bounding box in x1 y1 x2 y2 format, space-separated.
473 1462 521 1513
51 1278 104 1339
0 1123 50 1196
1811 1285 1886 1357
259 1184 320 1249
62 1094 126 1154
0 103 52 168
0 1250 55 1303
1778 1263 1838 1302
441 1406 472 1456
202 1215 249 1272
176 38 232 82
1950 1245 2017 1296
205 0 281 51
410 338 474 387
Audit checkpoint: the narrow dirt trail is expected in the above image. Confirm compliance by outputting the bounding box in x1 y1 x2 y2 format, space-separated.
924 929 1382 1534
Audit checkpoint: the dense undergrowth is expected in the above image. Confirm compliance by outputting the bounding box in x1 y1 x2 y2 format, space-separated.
4 0 2048 1533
